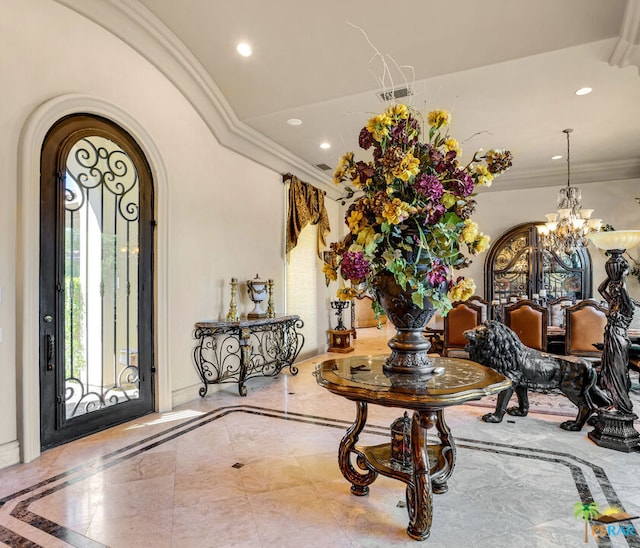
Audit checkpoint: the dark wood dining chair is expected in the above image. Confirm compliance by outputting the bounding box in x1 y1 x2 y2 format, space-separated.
504 299 548 351
443 300 483 357
564 300 607 363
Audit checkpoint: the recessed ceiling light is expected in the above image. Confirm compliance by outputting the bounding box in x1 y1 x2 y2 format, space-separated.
287 118 302 126
320 142 331 150
575 87 592 96
236 42 252 57
552 155 563 160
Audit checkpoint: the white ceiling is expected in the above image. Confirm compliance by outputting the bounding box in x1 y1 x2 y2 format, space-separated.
125 1 640 192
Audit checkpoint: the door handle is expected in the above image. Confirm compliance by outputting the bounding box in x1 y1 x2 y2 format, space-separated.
46 334 55 371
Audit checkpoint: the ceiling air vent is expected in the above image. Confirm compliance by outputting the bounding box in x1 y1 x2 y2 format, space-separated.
316 163 332 171
378 86 413 102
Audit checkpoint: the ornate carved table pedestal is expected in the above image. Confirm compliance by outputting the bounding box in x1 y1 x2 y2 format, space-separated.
315 355 510 541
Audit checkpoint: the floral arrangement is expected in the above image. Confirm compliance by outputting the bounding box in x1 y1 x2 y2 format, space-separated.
323 103 512 314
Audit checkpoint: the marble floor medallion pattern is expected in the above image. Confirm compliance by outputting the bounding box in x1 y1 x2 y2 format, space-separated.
1 326 639 547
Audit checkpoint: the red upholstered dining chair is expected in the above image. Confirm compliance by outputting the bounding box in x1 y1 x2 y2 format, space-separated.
504 299 548 351
443 300 483 357
564 300 608 363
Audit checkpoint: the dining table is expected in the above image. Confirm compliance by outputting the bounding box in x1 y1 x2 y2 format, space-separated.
546 326 640 342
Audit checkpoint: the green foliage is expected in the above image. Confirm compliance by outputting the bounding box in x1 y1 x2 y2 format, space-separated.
64 276 86 377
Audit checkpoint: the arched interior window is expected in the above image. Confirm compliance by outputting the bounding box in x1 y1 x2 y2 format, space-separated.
485 222 592 303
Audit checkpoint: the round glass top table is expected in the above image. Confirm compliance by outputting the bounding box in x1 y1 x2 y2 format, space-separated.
315 355 510 541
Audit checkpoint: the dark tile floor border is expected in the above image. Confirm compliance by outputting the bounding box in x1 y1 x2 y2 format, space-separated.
0 404 636 547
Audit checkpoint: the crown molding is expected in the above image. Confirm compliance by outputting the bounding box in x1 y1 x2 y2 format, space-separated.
53 0 340 199
487 158 640 191
609 0 640 73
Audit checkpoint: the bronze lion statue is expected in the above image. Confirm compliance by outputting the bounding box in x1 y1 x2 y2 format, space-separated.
464 320 611 431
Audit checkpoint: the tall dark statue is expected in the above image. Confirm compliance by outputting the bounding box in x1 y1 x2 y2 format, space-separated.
597 250 636 414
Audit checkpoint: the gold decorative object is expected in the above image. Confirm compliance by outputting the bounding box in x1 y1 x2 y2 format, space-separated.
226 277 239 322
267 279 276 318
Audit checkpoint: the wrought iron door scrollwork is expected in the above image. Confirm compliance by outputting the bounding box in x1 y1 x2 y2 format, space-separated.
193 316 304 397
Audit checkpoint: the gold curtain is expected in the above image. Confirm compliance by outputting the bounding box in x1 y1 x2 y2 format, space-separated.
284 173 330 258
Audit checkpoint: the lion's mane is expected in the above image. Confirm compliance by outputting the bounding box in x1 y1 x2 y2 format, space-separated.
465 320 525 376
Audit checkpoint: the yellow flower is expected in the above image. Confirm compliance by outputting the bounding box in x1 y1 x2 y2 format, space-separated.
333 152 354 184
322 263 337 281
474 233 491 254
392 151 421 182
428 109 451 128
337 287 358 301
356 226 378 249
386 103 409 119
461 220 479 244
441 192 456 209
475 164 494 187
366 114 393 142
447 277 476 302
347 210 365 233
444 137 461 156
382 198 410 225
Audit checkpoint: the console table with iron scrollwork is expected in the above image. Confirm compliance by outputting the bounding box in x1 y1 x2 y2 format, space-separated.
193 315 304 397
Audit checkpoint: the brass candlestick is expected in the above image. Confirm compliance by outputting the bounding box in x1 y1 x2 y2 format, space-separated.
267 279 276 318
226 277 239 322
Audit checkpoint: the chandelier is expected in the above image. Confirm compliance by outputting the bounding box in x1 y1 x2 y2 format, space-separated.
537 129 601 255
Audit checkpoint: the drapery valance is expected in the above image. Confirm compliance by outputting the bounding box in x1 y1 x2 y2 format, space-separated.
284 173 330 258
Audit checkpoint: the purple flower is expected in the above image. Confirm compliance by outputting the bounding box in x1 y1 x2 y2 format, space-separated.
426 259 449 286
388 117 420 148
424 203 446 224
340 251 370 282
451 170 474 197
426 145 444 169
359 127 374 150
415 174 444 201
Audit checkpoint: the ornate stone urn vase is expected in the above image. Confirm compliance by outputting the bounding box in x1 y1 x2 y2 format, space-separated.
373 270 436 375
246 274 268 319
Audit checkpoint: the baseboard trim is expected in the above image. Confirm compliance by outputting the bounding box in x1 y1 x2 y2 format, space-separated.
172 382 223 408
0 441 21 469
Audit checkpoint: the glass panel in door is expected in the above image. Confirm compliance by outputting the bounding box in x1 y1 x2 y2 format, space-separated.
64 136 140 418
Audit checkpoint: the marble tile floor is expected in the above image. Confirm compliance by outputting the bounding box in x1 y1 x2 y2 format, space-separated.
1 325 639 547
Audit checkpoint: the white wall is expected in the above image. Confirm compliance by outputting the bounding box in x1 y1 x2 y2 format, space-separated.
0 0 335 466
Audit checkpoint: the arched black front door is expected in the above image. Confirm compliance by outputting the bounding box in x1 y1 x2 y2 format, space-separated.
39 114 155 450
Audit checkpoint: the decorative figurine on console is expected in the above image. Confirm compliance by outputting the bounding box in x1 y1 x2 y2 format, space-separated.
464 321 610 431
246 274 268 319
327 300 353 353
